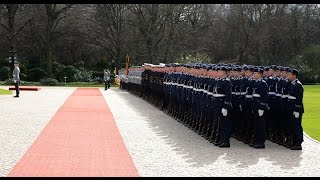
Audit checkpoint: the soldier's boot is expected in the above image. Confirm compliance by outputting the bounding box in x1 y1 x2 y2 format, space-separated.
219 133 230 148
188 116 194 128
249 135 255 147
181 113 186 123
233 129 240 140
197 122 204 135
186 115 192 125
214 133 223 146
183 113 190 125
184 111 191 124
192 119 198 131
189 113 196 129
204 127 212 140
276 131 285 145
266 128 271 140
209 130 216 143
275 131 282 144
284 135 292 148
239 130 246 142
244 133 251 144
167 105 172 114
200 125 207 138
194 116 201 132
200 120 208 137
176 110 181 121
270 130 277 142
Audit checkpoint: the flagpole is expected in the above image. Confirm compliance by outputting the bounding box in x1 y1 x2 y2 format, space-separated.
125 54 129 75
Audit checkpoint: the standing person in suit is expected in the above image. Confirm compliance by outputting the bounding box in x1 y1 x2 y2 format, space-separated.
104 69 111 90
12 61 20 97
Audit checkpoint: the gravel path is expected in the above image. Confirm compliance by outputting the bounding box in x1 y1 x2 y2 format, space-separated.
1 86 319 177
102 88 320 177
0 86 76 177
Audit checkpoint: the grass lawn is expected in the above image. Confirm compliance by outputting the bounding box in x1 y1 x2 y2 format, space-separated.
0 88 12 95
303 85 320 142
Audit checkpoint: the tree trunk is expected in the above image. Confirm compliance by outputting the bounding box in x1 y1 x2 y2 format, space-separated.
47 44 53 77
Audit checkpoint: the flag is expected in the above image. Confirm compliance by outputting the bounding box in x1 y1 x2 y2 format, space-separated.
125 54 129 75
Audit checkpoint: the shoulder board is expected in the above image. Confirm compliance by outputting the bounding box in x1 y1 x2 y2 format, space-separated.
297 80 302 85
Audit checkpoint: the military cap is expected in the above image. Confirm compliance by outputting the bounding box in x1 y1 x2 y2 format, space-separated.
14 61 19 64
281 67 290 72
254 67 264 73
242 65 248 70
288 68 299 75
247 66 254 71
235 67 241 71
276 66 283 71
218 66 228 71
269 65 277 70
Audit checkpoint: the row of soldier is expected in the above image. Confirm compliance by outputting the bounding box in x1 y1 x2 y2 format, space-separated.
120 63 304 150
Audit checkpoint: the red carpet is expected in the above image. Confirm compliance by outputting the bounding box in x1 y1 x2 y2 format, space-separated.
8 88 139 177
9 86 41 91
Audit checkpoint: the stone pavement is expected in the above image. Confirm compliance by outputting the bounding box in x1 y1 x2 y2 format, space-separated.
1 86 320 177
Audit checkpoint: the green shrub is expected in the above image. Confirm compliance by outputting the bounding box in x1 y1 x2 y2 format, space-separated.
39 78 58 86
3 79 13 85
62 65 78 82
74 67 92 82
20 81 40 86
27 67 47 81
52 61 65 82
20 72 27 81
0 66 10 81
91 71 103 79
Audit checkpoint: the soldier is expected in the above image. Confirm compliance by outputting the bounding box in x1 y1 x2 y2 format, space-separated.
271 65 283 143
230 65 242 139
279 67 292 148
179 64 191 122
141 63 151 101
287 68 304 150
240 65 255 144
211 66 233 148
162 64 172 112
251 67 269 148
196 64 210 135
265 65 278 141
207 65 219 141
183 64 196 127
188 65 200 129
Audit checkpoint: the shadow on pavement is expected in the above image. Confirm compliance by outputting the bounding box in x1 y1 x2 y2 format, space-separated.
113 89 302 169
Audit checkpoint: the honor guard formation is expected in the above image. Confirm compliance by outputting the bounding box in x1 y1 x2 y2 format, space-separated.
119 63 304 150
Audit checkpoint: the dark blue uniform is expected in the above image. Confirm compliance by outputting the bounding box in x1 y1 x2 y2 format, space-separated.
287 78 304 150
213 75 233 147
252 78 269 148
241 75 255 144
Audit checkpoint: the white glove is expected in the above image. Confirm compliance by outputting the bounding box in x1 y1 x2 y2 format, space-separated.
239 105 242 111
221 108 228 116
13 79 17 83
258 109 264 117
293 111 299 118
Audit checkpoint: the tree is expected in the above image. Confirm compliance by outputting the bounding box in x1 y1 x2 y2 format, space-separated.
42 4 73 77
89 4 129 74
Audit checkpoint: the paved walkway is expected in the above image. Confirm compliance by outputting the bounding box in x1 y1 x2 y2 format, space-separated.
1 86 320 177
5 87 138 177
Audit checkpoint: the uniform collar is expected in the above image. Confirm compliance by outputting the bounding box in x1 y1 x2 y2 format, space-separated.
291 79 298 84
